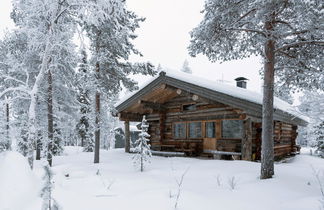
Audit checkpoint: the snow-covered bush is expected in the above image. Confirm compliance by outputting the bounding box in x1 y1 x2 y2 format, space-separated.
133 116 151 172
315 122 324 157
41 162 60 210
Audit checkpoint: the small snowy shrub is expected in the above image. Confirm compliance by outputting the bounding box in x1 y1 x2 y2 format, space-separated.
228 176 237 190
41 162 60 210
133 115 151 172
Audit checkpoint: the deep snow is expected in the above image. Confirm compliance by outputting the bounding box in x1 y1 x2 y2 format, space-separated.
1 147 323 210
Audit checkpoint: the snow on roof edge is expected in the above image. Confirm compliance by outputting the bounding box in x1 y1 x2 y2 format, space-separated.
115 69 309 123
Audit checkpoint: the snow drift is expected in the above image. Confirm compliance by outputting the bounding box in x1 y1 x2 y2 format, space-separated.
0 151 41 210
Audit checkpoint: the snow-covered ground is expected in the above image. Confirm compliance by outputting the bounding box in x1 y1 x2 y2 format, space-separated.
1 147 323 210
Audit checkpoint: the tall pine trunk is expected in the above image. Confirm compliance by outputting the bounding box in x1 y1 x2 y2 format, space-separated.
94 31 101 164
261 17 275 179
94 62 100 163
47 69 54 167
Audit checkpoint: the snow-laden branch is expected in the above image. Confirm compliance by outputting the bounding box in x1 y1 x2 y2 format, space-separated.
276 41 324 52
0 86 30 99
0 74 27 86
225 27 266 36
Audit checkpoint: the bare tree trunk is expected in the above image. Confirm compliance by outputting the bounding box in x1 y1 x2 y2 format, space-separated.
6 102 10 150
94 31 101 164
94 61 100 163
47 69 54 167
261 17 275 179
36 131 41 160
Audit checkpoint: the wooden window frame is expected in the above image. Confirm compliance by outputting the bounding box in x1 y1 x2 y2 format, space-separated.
221 119 244 139
173 122 187 139
188 121 203 139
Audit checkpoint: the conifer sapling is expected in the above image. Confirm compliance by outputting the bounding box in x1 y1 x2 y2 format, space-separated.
133 116 152 172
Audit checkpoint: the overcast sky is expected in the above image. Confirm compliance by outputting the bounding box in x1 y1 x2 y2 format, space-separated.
0 0 263 92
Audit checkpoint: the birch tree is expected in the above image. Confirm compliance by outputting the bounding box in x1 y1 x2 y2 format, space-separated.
189 0 324 179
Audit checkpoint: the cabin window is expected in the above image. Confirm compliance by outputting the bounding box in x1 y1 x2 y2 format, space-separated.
206 122 216 138
173 123 186 139
189 122 202 138
182 104 197 111
221 120 243 139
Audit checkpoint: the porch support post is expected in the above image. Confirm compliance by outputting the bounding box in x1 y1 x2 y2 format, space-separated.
125 120 130 153
242 118 252 160
159 112 166 143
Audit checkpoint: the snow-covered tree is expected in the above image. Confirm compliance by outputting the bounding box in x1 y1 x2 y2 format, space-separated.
181 59 192 74
133 116 151 172
189 0 324 179
83 1 156 163
274 83 294 104
315 121 324 157
75 49 95 151
298 91 324 152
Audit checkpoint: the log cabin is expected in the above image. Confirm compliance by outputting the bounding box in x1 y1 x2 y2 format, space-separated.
115 71 308 161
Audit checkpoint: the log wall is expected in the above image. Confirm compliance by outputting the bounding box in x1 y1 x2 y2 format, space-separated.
142 94 297 160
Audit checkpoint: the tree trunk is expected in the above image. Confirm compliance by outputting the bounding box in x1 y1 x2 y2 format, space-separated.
36 131 41 160
94 60 100 163
6 102 10 150
94 31 101 164
47 69 54 167
242 118 252 161
124 120 130 153
261 18 275 179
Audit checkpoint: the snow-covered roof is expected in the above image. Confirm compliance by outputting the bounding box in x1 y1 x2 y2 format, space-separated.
116 69 308 126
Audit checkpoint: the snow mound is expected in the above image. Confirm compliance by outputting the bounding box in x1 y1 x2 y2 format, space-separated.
0 152 41 210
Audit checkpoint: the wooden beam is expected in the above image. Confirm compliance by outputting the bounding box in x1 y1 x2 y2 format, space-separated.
138 100 166 111
125 120 130 153
241 118 252 161
118 112 142 121
159 112 166 142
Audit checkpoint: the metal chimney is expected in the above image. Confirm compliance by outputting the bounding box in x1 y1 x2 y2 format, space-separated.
235 77 248 89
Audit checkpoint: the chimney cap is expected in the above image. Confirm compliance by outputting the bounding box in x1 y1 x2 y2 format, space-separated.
235 77 249 81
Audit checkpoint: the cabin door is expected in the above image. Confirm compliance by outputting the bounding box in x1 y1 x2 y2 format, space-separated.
203 138 217 150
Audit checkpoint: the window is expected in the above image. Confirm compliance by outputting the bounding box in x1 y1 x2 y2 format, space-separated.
221 120 243 139
183 104 197 111
189 122 202 138
206 122 216 138
173 123 186 139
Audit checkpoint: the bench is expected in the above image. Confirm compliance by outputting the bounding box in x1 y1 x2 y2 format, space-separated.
151 150 185 157
203 150 242 160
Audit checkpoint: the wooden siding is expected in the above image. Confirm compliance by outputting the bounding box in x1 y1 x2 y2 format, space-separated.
144 94 297 160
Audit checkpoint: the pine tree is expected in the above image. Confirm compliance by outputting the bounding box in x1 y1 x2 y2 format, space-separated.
188 0 324 179
133 116 152 172
315 121 324 157
52 123 64 156
84 1 156 163
181 59 192 74
76 49 95 151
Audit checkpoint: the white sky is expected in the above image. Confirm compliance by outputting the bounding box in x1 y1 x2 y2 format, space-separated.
0 0 263 92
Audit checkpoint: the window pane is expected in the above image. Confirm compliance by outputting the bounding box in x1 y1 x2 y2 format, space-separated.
174 123 186 139
206 122 216 138
221 120 243 138
189 122 202 138
183 104 197 111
